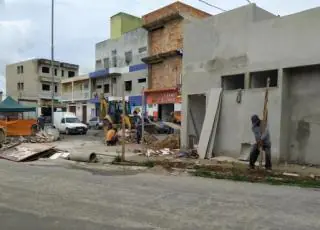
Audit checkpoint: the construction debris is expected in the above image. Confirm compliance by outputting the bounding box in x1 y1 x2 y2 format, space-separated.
0 143 55 162
149 134 180 150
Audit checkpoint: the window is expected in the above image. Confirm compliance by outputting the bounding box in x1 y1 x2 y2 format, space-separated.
125 51 132 65
17 82 24 90
221 74 245 90
42 84 50 91
250 70 278 88
55 85 58 93
138 78 146 83
61 70 65 77
83 82 89 90
138 46 147 53
96 60 102 69
42 66 50 73
112 56 117 67
97 85 102 89
125 81 132 91
104 84 110 93
103 58 109 68
61 118 65 123
112 49 117 67
68 71 75 78
54 68 58 76
17 65 24 74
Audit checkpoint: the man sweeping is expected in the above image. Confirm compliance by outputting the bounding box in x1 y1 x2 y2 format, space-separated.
249 114 272 171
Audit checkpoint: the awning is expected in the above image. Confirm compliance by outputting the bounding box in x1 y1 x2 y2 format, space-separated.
0 96 36 112
89 69 109 78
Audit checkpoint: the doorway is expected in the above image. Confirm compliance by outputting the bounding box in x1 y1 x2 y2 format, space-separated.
82 105 87 123
158 104 174 121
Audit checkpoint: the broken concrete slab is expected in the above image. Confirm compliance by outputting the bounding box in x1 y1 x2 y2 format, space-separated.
0 143 55 162
198 88 222 159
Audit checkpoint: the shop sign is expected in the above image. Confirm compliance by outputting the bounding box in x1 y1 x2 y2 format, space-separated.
147 91 178 104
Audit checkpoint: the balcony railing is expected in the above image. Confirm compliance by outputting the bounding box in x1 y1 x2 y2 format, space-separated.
38 91 61 100
39 75 61 83
61 90 90 101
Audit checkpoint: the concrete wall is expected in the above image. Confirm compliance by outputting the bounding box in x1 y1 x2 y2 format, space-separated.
182 4 320 163
122 70 148 96
111 13 142 40
285 65 320 165
6 60 39 100
95 28 148 69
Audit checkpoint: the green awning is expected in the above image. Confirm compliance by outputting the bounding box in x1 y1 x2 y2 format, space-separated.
0 96 36 112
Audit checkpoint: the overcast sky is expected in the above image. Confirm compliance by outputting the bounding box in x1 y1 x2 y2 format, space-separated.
0 0 319 94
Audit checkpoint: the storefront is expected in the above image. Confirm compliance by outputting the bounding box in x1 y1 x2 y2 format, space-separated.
144 88 181 121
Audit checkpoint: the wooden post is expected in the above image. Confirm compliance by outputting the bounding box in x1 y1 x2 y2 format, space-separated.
141 87 145 154
121 80 126 161
259 77 270 167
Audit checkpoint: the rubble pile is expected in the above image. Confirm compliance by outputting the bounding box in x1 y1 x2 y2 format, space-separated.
150 134 180 150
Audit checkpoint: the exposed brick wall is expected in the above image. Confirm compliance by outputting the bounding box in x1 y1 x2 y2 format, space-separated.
142 2 210 25
151 56 182 89
150 19 182 56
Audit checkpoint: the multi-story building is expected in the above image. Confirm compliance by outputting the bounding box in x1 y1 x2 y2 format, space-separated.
181 4 320 165
5 58 79 117
141 2 211 121
89 12 148 115
61 74 94 123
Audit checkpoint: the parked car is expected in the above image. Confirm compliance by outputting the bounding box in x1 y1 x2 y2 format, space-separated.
88 117 103 129
53 112 88 135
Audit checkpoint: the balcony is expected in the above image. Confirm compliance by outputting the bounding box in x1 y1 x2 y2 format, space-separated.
39 75 61 83
38 91 61 100
61 90 90 102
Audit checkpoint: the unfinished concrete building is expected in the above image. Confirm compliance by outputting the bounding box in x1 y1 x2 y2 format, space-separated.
141 1 210 120
181 4 320 165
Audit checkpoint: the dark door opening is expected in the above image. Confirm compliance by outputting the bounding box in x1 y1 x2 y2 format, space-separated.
82 105 87 123
158 104 174 121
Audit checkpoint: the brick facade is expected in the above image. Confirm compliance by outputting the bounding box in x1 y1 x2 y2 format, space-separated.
151 56 182 89
150 20 183 56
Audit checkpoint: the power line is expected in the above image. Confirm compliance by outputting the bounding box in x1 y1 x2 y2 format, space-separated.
198 0 226 12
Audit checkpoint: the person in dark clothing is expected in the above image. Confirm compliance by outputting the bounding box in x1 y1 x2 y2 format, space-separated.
133 111 142 144
37 114 45 130
249 114 272 170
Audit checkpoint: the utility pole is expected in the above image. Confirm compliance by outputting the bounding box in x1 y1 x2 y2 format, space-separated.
121 79 126 161
51 0 55 125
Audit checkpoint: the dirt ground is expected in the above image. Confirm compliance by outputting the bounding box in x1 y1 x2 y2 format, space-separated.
54 130 320 179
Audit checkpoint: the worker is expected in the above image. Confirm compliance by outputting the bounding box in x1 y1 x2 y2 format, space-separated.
133 110 142 144
249 114 272 170
106 123 118 146
37 114 45 130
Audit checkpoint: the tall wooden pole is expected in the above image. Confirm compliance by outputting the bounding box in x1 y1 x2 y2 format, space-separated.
121 80 125 161
259 77 270 167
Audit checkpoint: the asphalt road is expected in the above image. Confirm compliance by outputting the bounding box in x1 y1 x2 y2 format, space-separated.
0 159 319 230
